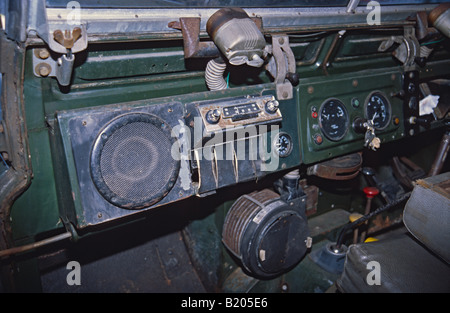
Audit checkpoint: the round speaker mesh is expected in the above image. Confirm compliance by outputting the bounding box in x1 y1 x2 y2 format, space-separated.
90 113 180 209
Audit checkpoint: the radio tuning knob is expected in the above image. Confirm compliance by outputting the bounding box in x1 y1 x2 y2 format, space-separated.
206 109 221 124
265 100 279 114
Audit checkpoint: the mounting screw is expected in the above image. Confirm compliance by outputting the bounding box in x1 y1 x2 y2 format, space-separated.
34 48 50 59
36 63 51 77
206 109 221 124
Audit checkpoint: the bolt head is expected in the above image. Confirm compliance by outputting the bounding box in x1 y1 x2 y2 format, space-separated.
36 63 51 77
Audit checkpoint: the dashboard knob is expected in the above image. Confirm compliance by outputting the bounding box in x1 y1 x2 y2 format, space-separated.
363 186 380 199
352 117 367 134
205 108 221 124
265 100 279 114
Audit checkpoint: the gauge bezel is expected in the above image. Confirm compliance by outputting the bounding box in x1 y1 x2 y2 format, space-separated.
273 132 293 158
318 97 349 142
364 90 392 131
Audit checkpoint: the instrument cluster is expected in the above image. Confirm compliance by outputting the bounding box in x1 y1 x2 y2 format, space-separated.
299 71 405 165
317 91 392 143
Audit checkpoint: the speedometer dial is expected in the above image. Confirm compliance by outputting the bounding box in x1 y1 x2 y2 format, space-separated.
365 91 391 130
319 98 349 141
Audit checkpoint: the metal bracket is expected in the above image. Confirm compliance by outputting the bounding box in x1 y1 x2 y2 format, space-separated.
28 0 87 86
168 15 262 60
32 47 75 86
168 18 219 59
379 26 419 71
267 34 297 100
28 0 88 54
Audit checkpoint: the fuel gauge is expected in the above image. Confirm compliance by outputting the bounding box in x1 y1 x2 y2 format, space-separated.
319 98 349 141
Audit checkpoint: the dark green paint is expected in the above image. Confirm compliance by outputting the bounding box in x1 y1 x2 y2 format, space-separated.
6 30 449 292
298 68 404 164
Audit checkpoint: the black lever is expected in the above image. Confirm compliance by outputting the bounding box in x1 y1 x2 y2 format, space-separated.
286 72 299 86
352 117 367 134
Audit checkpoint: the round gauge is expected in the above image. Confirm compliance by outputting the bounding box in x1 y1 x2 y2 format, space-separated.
274 132 293 158
319 98 349 141
364 91 391 130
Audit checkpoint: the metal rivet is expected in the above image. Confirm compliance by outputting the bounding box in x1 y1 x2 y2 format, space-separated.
36 63 51 77
35 48 50 59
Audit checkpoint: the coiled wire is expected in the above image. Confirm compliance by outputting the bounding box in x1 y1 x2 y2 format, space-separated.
205 58 227 91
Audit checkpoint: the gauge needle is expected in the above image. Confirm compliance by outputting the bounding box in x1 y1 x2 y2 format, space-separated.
371 112 379 122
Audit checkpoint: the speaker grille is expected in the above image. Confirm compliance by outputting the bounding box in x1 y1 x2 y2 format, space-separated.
222 189 279 257
90 113 180 209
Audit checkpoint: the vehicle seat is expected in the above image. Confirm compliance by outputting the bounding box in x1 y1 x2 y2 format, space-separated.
336 172 450 293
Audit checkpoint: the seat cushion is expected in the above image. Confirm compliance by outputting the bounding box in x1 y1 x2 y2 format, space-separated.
336 231 450 293
403 172 450 262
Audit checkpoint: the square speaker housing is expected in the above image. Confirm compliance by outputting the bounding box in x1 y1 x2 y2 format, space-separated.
53 100 194 230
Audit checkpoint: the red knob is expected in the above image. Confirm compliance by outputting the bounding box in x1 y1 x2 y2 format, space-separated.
363 187 379 199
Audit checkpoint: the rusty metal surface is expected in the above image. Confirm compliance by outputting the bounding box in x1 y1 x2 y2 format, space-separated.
53 28 82 49
391 156 426 190
416 171 450 198
168 18 219 58
307 152 362 180
169 11 263 61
